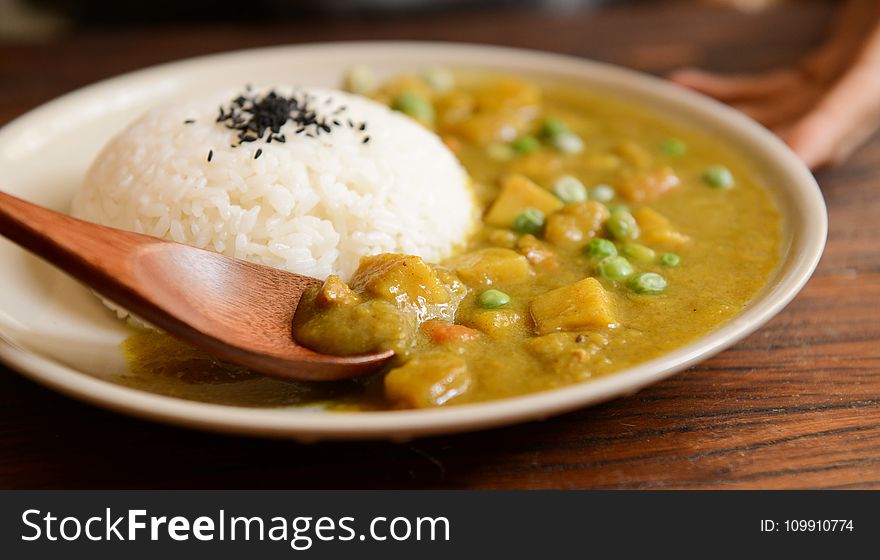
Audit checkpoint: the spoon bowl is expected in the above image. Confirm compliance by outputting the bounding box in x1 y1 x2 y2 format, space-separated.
0 191 393 381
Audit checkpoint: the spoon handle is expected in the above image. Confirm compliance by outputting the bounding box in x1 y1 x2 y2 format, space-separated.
0 191 393 381
0 191 163 311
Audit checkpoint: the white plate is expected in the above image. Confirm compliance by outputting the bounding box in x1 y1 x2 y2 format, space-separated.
0 42 826 441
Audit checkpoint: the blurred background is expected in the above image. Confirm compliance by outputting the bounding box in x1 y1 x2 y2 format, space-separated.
0 0 780 42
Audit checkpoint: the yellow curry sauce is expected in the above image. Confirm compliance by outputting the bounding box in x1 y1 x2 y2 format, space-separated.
121 71 781 410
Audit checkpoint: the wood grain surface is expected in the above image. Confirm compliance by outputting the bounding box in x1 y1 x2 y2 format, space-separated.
3 0 879 489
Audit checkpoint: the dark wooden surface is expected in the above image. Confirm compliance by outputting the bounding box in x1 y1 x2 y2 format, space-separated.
3 1 879 489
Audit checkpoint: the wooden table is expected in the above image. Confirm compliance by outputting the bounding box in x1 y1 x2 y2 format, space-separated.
2 1 878 489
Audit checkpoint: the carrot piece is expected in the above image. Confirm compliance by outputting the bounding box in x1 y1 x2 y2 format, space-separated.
422 320 480 344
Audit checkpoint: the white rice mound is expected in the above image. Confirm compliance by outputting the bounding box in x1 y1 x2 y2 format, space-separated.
73 87 476 287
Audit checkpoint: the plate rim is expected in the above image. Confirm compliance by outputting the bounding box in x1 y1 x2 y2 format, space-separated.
0 40 827 441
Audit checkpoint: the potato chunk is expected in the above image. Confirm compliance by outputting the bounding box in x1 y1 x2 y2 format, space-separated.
385 351 472 408
464 309 524 338
315 275 360 307
614 141 653 169
544 201 610 250
484 174 563 228
516 234 559 270
524 331 609 378
508 151 564 183
633 207 690 247
529 277 615 335
450 112 531 145
449 247 533 287
472 76 541 113
350 254 450 306
618 166 680 203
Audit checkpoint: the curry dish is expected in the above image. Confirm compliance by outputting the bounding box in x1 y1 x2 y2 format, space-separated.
122 70 781 410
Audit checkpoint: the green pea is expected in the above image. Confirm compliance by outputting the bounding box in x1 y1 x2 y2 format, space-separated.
392 91 434 123
540 116 569 138
606 209 640 241
552 176 588 203
597 256 634 281
659 138 687 156
586 238 618 259
629 272 667 294
478 289 511 309
552 132 584 154
659 253 681 267
511 208 545 234
606 203 630 214
703 165 734 189
621 243 656 263
512 135 540 154
590 184 615 203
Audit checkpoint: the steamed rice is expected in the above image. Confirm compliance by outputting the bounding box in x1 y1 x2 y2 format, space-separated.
72 86 476 286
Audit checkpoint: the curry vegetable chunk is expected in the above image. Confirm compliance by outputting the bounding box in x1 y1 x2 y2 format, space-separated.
484 174 564 228
350 253 450 305
126 71 781 411
530 278 615 335
448 247 533 287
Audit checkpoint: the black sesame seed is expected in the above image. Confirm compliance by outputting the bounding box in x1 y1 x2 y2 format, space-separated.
362 136 370 144
213 86 364 148
254 148 262 159
184 119 195 124
207 150 213 162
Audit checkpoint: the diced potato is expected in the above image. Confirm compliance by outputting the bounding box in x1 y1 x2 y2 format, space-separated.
633 207 690 247
484 174 564 228
544 201 610 250
449 112 528 144
435 90 476 126
614 141 653 169
422 320 480 345
464 309 524 338
529 277 615 335
618 166 680 203
385 351 472 408
449 247 533 287
524 331 608 377
315 275 360 306
526 331 608 359
473 77 541 113
508 150 563 183
350 254 450 306
516 234 559 270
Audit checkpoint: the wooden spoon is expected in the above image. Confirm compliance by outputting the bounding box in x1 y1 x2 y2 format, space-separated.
0 191 393 381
